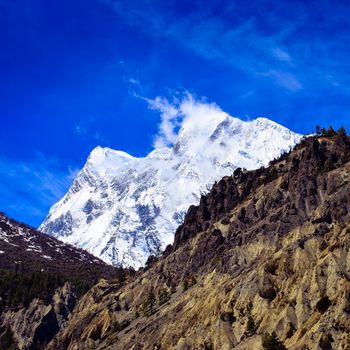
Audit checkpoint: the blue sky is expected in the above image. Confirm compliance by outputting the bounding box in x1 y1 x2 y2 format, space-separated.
1 0 350 226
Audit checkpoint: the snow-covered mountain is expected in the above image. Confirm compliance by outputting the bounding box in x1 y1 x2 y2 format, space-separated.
40 111 302 268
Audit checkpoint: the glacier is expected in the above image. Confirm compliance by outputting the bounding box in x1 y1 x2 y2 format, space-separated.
40 105 302 268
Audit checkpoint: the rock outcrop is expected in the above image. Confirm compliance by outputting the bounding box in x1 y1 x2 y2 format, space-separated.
44 132 350 349
1 283 76 350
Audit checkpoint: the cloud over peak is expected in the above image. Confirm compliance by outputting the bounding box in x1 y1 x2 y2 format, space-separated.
147 94 228 149
147 96 181 149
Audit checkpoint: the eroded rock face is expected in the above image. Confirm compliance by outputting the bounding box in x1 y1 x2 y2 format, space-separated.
47 134 350 349
1 283 76 350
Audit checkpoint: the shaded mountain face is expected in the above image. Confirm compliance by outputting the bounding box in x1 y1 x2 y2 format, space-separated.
40 116 301 268
0 213 126 350
46 132 350 349
0 213 122 284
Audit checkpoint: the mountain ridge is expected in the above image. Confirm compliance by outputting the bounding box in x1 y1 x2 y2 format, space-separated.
40 115 302 267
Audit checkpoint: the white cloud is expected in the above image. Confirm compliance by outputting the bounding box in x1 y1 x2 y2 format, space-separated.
261 70 303 92
128 78 140 85
147 93 228 149
74 120 107 143
178 94 226 131
74 124 87 136
106 2 307 91
271 47 293 64
147 96 181 148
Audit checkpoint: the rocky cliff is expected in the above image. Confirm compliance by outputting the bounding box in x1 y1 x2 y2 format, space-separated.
45 130 350 349
1 283 76 350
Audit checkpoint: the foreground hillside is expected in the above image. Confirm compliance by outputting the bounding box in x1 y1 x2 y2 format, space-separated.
0 213 127 350
47 130 350 349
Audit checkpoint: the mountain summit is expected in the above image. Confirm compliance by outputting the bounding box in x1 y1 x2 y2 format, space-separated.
40 113 301 267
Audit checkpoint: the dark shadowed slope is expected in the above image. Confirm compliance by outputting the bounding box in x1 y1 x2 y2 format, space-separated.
0 212 129 350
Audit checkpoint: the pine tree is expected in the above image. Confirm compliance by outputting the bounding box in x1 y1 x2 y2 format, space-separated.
324 158 335 172
141 289 156 317
324 126 336 137
158 288 170 306
338 126 347 137
182 275 197 292
315 125 322 135
246 315 256 334
0 326 17 350
262 332 287 350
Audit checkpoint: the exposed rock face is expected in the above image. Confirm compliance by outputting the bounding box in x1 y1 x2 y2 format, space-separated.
52 283 77 329
47 133 350 349
1 283 76 350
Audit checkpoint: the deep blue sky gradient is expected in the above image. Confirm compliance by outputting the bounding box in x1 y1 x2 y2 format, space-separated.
1 0 350 226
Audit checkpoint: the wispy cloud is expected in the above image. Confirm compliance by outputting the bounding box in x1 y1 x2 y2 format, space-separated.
146 93 227 149
105 1 304 91
74 124 87 137
271 47 293 64
128 78 140 86
0 154 78 226
147 96 181 148
74 118 107 143
103 1 350 95
261 69 302 92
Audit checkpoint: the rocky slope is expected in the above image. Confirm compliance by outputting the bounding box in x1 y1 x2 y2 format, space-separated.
46 130 350 350
0 213 127 350
40 114 301 268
